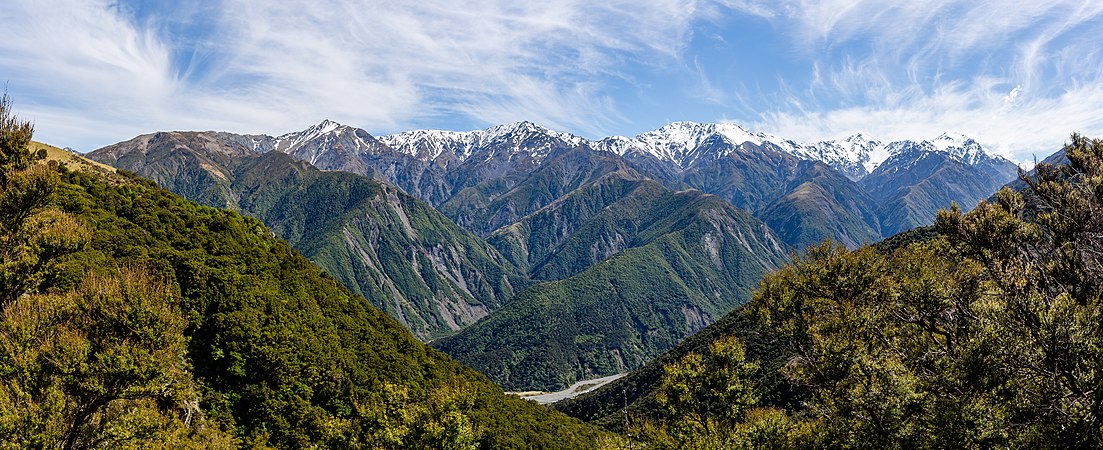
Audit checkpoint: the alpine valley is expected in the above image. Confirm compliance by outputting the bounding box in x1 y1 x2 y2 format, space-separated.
87 119 1019 391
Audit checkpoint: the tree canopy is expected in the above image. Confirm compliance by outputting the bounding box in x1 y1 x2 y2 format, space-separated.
603 133 1103 449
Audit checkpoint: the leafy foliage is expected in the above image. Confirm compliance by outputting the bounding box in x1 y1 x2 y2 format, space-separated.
0 93 88 309
554 306 798 433
654 336 758 441
0 101 608 448
0 269 235 449
581 134 1103 448
50 167 603 448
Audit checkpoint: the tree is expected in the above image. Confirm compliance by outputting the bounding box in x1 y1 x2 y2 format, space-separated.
650 335 758 447
0 91 87 310
936 133 1103 447
358 382 481 450
0 268 235 449
737 133 1103 448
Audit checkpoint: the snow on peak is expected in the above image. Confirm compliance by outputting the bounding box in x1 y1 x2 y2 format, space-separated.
270 119 381 165
377 129 472 160
278 119 1000 177
607 121 784 166
884 132 990 166
641 121 766 147
632 122 719 162
929 132 986 164
481 121 582 146
845 132 874 144
279 119 348 145
316 119 341 134
592 122 998 179
784 134 885 178
380 121 585 163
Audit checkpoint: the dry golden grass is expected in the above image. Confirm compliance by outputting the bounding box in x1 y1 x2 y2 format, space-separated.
31 141 129 184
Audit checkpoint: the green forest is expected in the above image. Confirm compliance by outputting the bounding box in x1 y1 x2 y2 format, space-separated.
5 82 1103 448
569 134 1103 448
0 95 610 448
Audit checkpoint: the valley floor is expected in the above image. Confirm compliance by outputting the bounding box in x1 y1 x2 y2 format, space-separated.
511 373 626 404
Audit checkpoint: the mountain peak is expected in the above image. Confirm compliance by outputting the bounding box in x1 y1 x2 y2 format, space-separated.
378 121 584 164
931 132 974 148
846 132 877 144
486 121 584 142
313 119 344 134
488 120 550 136
630 121 770 165
881 133 991 166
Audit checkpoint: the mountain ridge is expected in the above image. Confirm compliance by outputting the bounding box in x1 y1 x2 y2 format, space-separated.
88 134 530 341
108 119 1016 182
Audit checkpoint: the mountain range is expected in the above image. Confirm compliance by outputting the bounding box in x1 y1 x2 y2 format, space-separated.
553 134 1101 448
86 119 1019 390
435 172 787 389
15 141 609 448
306 120 1016 245
94 119 1017 247
89 132 528 341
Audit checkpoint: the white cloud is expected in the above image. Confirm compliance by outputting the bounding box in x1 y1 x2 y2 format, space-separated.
737 0 1103 163
754 80 1103 164
1 0 727 150
2 0 1101 162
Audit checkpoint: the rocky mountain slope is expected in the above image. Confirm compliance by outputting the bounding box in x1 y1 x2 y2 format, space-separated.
859 133 1019 235
90 134 528 340
88 120 1019 391
94 120 1017 251
343 120 1018 247
434 176 788 390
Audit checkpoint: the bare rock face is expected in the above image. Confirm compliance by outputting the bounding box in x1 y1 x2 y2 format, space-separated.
89 134 528 341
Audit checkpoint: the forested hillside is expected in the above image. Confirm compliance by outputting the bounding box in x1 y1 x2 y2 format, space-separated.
90 132 792 391
89 136 528 340
435 184 788 391
564 134 1103 449
0 97 608 448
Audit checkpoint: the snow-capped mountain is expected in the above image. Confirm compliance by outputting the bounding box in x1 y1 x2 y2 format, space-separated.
593 122 771 164
786 134 883 180
380 121 585 164
875 132 1012 178
589 122 1003 181
927 132 990 165
270 119 390 167
265 119 1008 185
87 117 1023 276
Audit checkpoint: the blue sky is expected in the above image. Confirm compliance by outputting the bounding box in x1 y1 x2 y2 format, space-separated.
2 0 1102 163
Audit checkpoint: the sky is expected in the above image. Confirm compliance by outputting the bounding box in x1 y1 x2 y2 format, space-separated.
2 1 1102 163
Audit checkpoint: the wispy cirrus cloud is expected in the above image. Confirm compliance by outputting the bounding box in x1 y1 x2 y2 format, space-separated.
729 0 1103 161
1 0 723 150
1 0 1101 162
